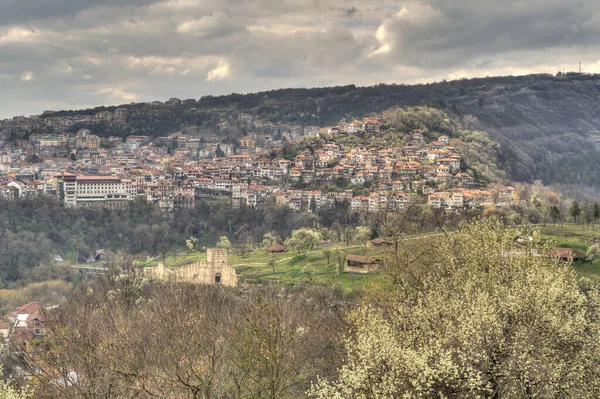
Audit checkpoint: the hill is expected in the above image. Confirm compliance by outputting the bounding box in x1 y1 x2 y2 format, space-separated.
9 73 600 186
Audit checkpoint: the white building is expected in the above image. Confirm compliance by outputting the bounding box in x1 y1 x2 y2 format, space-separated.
56 173 135 209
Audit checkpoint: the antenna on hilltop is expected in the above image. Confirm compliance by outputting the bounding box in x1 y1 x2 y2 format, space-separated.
579 62 582 75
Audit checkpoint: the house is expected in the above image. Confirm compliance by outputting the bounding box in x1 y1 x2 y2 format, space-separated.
362 118 380 133
266 243 287 253
9 301 46 338
345 255 381 273
547 248 586 262
239 136 256 150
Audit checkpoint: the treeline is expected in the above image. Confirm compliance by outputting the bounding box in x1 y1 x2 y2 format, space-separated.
0 194 483 286
0 197 362 285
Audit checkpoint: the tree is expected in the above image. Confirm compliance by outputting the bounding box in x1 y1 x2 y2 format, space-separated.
185 236 198 252
68 233 88 263
353 226 371 247
334 250 346 276
341 227 355 247
261 233 279 248
312 218 600 398
570 200 581 224
21 272 341 399
267 257 276 273
550 205 561 225
233 295 337 399
323 248 332 265
215 144 225 158
593 203 600 230
309 195 317 213
285 229 321 253
588 244 600 262
0 366 30 399
216 236 232 250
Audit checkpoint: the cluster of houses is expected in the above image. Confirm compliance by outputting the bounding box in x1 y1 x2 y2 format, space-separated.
0 108 517 212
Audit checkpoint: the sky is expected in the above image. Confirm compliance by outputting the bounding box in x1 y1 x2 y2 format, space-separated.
1 0 599 118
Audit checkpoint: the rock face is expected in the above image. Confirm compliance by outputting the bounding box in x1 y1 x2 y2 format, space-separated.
146 248 238 287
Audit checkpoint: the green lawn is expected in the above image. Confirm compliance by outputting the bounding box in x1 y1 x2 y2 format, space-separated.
539 223 600 281
141 243 386 294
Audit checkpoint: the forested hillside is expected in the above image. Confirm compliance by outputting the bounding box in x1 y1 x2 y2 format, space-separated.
32 73 600 186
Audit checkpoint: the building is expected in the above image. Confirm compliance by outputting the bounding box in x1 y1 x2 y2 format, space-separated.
8 302 46 338
238 113 254 123
266 243 287 253
146 248 238 286
113 108 128 123
94 111 113 122
345 255 381 273
86 134 101 149
56 173 135 209
362 118 380 133
547 248 586 262
239 136 256 151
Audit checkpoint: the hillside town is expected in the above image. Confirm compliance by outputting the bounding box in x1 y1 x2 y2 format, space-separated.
0 105 515 213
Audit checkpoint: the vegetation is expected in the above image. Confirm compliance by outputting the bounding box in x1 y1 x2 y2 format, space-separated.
17 271 344 399
9 217 600 397
0 197 321 285
0 365 30 399
312 219 600 397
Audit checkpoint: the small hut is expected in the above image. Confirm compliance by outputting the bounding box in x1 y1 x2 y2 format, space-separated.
547 248 586 262
345 254 381 273
265 243 287 254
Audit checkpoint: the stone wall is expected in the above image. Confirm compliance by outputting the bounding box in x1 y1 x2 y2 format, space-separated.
146 248 238 287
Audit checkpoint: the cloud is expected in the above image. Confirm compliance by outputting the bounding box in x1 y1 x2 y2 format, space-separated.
207 60 231 81
98 86 139 101
177 12 241 37
2 0 600 118
373 0 599 68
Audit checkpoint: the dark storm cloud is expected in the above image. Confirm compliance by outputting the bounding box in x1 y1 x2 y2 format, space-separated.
371 0 599 68
2 0 600 117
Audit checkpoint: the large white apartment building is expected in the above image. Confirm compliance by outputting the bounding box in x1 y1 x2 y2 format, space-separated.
56 173 136 209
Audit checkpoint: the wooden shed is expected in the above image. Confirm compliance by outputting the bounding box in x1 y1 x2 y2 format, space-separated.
345 254 381 273
547 248 586 262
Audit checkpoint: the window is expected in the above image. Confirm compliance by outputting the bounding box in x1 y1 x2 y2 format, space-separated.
215 273 221 284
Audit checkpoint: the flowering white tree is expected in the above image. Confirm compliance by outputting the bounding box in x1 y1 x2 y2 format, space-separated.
0 366 30 399
216 236 232 250
311 218 600 398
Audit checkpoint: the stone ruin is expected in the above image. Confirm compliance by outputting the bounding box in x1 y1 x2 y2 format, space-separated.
146 248 238 287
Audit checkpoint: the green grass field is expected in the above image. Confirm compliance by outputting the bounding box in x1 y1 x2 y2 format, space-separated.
140 243 387 293
539 223 600 281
